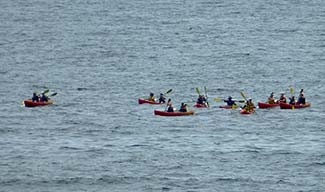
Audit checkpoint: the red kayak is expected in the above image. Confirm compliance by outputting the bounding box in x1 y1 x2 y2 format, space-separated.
240 109 254 115
138 98 162 105
23 99 54 107
258 102 279 109
154 110 194 116
279 102 311 109
193 103 208 108
219 105 238 109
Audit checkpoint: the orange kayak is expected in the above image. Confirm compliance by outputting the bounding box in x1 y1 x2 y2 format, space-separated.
23 99 54 107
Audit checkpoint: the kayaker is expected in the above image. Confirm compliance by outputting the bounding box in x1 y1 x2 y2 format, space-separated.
297 89 306 104
166 99 174 112
224 96 236 106
40 93 49 102
243 98 255 112
158 93 166 103
179 103 187 112
32 92 39 102
289 96 296 105
267 92 276 104
278 93 287 103
197 95 207 105
148 93 155 102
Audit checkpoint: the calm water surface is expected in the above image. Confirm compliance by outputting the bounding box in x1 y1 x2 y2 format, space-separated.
0 0 324 191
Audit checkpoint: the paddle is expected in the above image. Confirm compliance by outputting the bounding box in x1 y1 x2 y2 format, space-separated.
240 91 248 101
165 89 173 95
204 86 210 107
195 87 201 95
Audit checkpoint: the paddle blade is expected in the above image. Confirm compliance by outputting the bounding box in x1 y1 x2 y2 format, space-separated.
240 91 247 101
50 92 57 97
195 87 200 95
213 97 222 102
165 89 173 94
204 86 208 94
42 89 50 94
290 86 294 95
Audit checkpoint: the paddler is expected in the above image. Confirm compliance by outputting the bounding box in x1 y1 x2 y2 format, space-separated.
32 92 39 102
278 93 287 103
267 92 276 104
166 98 174 112
148 92 155 102
197 95 207 105
297 89 306 104
224 96 236 107
179 103 187 112
39 93 49 102
289 96 296 105
243 98 255 112
158 93 166 103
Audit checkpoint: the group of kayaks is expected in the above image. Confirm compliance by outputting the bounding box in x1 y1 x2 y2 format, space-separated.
138 93 311 116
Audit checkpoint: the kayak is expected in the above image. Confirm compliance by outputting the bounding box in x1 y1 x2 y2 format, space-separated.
219 105 238 109
154 110 194 116
23 99 54 107
193 103 208 108
138 98 162 105
279 102 311 109
258 102 279 109
240 109 254 115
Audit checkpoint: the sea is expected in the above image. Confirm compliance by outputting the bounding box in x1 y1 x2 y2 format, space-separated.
0 0 324 191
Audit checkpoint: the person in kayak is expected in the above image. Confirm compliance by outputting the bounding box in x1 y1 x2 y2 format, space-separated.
267 92 276 104
179 103 187 112
158 93 166 103
289 96 296 105
278 93 287 103
32 92 39 102
166 99 174 112
40 93 49 102
297 89 306 104
148 93 155 102
224 96 236 107
242 98 255 112
197 95 207 105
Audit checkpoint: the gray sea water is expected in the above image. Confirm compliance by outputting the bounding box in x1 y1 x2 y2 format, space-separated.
1 0 325 191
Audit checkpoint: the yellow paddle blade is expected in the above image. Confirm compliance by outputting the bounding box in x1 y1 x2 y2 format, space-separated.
240 91 247 101
195 87 200 95
213 97 222 101
290 86 294 95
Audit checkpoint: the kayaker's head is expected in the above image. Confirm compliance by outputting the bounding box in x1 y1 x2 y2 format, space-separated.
228 96 232 100
160 93 163 96
270 92 274 97
150 93 154 97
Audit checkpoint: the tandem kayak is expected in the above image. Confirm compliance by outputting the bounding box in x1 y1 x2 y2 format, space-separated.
279 102 311 109
193 103 208 108
240 109 254 115
154 110 194 116
138 98 162 105
258 102 279 109
219 105 238 109
23 99 54 107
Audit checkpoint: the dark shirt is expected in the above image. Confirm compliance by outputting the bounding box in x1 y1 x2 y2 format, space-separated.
32 95 39 102
159 97 166 103
167 106 174 112
224 99 235 106
40 95 48 102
